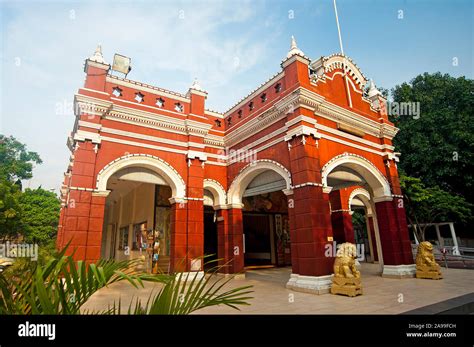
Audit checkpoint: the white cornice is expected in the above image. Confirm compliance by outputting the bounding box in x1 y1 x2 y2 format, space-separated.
205 109 224 119
184 119 213 137
284 125 320 142
74 130 101 144
281 54 311 68
78 120 102 130
204 134 225 148
315 101 399 140
85 60 110 71
224 87 324 148
187 150 208 161
107 106 188 134
74 94 112 117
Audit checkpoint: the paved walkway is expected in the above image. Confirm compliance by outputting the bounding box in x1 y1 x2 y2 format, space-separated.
82 263 474 314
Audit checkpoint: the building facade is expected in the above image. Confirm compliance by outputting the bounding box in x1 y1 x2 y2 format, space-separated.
56 38 415 293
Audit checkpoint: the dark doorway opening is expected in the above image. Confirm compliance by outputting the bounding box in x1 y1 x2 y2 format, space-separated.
203 206 218 270
243 213 273 267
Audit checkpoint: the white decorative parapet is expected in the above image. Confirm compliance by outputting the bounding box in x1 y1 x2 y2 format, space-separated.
286 273 333 295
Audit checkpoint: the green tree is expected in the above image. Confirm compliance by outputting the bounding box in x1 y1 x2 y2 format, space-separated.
18 188 60 244
0 135 42 183
400 174 472 242
390 73 474 204
0 179 23 241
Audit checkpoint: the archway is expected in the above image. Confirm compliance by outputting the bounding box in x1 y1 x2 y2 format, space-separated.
322 153 391 200
97 154 185 273
202 179 227 269
348 188 382 265
323 153 391 271
228 160 292 269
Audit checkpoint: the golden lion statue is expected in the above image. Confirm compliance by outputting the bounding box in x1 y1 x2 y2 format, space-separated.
331 243 363 297
416 241 442 280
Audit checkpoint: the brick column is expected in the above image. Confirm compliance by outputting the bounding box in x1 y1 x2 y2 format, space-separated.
378 155 415 277
58 139 105 263
169 156 205 273
186 156 205 271
285 132 335 294
169 199 188 272
86 192 107 262
285 191 298 274
376 198 415 277
59 190 107 263
186 199 204 270
217 208 244 274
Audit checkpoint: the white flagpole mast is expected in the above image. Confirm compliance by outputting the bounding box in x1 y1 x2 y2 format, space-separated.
333 0 353 107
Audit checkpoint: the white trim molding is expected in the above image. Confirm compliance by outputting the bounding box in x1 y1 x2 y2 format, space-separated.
227 159 292 205
321 153 391 199
348 187 373 215
96 154 186 199
203 179 227 207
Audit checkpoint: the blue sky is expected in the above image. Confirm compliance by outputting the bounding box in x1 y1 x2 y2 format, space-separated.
1 0 472 191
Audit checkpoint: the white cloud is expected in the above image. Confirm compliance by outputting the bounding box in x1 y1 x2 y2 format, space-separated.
0 0 283 191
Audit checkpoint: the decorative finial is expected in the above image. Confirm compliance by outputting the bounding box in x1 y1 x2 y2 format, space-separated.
287 35 304 58
190 77 204 92
367 79 381 98
89 44 107 64
291 35 297 49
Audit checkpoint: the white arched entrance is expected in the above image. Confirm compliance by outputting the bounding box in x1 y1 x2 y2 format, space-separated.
96 154 186 199
227 159 292 205
227 159 293 268
96 154 186 271
322 153 391 200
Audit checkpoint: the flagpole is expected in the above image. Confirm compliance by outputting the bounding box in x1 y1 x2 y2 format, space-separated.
333 0 353 108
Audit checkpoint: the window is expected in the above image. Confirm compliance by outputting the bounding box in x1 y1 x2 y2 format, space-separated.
134 92 145 103
112 87 122 97
215 119 221 127
118 226 129 251
275 83 282 93
249 101 254 111
260 93 267 103
174 102 184 113
238 109 242 118
156 97 165 108
227 116 232 126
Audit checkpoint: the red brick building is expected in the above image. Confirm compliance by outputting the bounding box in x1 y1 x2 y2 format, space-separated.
57 38 415 293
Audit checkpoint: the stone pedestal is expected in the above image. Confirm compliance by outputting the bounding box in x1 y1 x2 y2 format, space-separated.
382 264 416 278
286 273 333 294
331 277 363 297
416 265 443 280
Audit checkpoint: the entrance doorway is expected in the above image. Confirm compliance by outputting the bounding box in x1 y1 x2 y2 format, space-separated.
203 206 218 270
243 213 273 266
242 191 291 268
